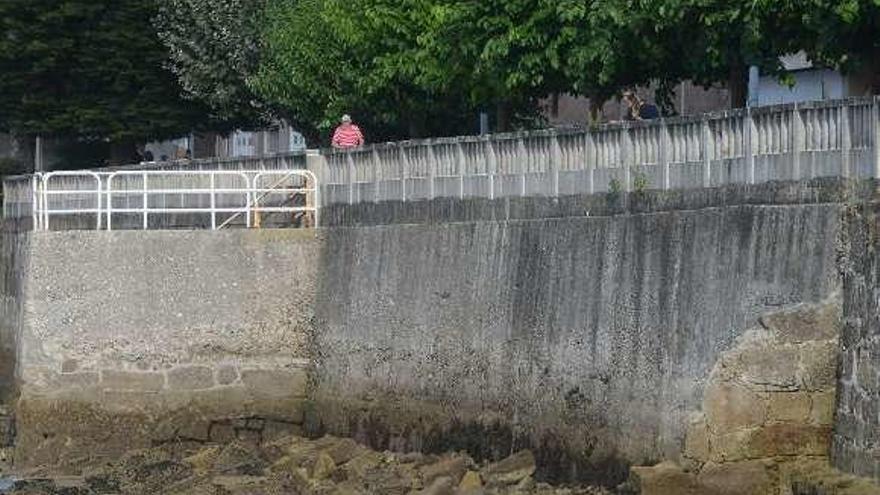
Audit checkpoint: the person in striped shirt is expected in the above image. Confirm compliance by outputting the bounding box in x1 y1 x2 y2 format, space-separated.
331 114 365 148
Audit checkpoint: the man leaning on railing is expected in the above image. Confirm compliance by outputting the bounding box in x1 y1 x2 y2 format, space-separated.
331 114 365 149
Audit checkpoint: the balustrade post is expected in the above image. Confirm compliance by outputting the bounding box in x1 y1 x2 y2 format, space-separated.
372 149 381 202
792 104 805 180
456 141 466 199
621 127 633 192
347 152 356 205
586 131 595 194
517 137 528 196
426 144 437 200
701 118 712 187
745 109 757 184
486 139 497 200
660 121 672 190
550 133 561 196
399 145 408 202
874 96 880 179
841 104 852 178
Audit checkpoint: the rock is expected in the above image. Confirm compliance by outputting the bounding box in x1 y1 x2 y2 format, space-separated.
311 451 337 480
766 392 811 423
213 441 267 476
797 341 838 391
810 391 836 425
182 446 221 475
458 470 482 493
420 455 468 485
759 302 840 343
416 475 455 495
514 475 536 492
696 460 776 495
320 437 364 465
745 424 831 457
683 414 710 464
703 382 766 432
482 451 536 486
630 462 707 495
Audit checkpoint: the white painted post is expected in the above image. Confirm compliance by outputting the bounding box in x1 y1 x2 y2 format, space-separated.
210 172 216 229
142 172 148 230
841 104 852 178
486 139 497 199
586 131 595 194
660 120 672 190
701 118 712 187
518 137 528 196
372 149 381 202
426 144 437 200
550 133 561 197
347 152 356 205
792 104 805 180
745 109 757 184
621 127 633 192
399 146 408 202
456 141 466 199
874 96 880 179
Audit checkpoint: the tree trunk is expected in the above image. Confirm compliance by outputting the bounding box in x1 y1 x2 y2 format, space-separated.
728 63 748 109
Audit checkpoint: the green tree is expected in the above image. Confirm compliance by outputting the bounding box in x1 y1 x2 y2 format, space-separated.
156 0 270 128
0 0 210 164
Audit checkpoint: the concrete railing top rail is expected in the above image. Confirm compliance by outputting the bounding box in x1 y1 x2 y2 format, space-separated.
5 96 880 229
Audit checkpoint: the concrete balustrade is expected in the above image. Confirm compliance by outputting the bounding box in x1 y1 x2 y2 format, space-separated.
4 97 880 229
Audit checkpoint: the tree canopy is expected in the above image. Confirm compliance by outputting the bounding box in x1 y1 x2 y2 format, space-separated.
0 0 210 154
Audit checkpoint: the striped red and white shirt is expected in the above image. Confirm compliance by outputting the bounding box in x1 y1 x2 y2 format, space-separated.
332 124 364 148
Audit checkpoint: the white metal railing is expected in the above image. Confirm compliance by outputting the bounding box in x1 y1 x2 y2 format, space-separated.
31 169 318 231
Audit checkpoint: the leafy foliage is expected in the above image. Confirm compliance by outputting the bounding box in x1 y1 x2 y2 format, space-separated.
156 0 270 128
0 0 209 145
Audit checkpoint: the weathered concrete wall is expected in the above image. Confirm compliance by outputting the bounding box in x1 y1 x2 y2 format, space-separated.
0 227 29 404
834 204 880 481
311 200 843 484
14 230 319 469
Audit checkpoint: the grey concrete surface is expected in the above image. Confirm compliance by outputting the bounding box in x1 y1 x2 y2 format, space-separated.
834 204 880 481
312 201 842 483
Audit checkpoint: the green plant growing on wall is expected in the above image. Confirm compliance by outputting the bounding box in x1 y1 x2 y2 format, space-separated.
633 172 650 194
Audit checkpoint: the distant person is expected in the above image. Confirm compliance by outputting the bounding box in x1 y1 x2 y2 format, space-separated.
331 114 365 149
143 150 154 162
622 90 660 121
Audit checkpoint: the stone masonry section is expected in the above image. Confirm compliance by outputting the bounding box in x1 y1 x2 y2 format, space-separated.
835 204 880 481
632 300 880 494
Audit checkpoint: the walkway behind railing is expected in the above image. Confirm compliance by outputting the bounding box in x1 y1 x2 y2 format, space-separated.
4 97 880 231
316 97 880 204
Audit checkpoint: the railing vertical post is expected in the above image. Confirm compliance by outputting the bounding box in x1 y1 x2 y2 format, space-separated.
372 148 381 203
586 130 595 194
517 136 528 196
210 172 217 229
245 175 252 229
486 139 497 199
106 175 113 231
745 108 757 184
142 172 148 230
347 152 356 205
426 144 437 200
400 145 408 202
661 120 672 190
701 118 712 187
550 133 561 196
621 127 633 192
31 175 39 230
456 141 466 199
95 176 102 231
841 103 852 178
874 95 880 179
792 104 805 180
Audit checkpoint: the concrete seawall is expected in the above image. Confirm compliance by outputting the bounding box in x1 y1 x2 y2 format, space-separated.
311 202 842 483
11 230 318 468
1 180 870 486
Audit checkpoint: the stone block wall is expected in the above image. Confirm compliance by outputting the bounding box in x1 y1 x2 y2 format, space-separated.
13 230 319 469
834 204 880 481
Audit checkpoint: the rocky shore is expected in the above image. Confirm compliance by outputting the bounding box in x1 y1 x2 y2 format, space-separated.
1 433 612 494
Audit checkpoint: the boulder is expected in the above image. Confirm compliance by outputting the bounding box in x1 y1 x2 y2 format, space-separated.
419 455 468 485
416 475 455 495
630 462 708 495
482 451 536 487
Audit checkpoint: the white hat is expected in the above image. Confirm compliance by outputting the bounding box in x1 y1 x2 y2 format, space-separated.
341 114 352 123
